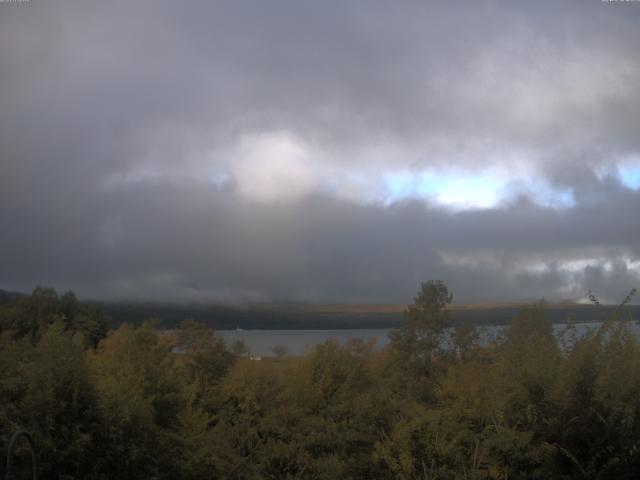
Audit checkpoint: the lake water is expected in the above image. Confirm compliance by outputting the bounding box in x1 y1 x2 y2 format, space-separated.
219 321 640 357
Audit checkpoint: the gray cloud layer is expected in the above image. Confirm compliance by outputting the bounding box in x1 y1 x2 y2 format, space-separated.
1 0 639 303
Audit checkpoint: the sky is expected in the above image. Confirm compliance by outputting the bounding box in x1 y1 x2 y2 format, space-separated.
1 0 640 304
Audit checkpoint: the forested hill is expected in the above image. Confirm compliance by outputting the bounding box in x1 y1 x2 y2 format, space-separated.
90 301 640 330
1 288 637 329
0 288 25 304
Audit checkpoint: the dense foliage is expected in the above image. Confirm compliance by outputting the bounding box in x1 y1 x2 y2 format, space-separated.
1 282 640 479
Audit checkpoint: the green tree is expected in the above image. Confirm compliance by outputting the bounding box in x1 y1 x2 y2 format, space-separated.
0 322 102 479
177 320 236 400
88 322 188 479
271 344 289 359
451 321 480 361
0 286 106 346
388 280 453 402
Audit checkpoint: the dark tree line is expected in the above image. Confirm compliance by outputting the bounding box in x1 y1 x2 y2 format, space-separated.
1 282 640 479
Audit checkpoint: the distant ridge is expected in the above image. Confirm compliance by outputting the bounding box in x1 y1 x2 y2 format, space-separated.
0 288 27 304
89 300 638 330
2 288 637 330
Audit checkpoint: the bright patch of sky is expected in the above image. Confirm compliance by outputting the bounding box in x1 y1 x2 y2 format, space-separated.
384 170 506 209
591 157 640 190
618 163 640 190
384 169 575 210
195 130 628 210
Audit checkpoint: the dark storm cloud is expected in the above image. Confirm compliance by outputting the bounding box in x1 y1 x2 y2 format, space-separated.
1 0 639 303
4 176 639 303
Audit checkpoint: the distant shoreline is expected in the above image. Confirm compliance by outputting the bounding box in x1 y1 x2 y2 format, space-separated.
91 300 638 331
